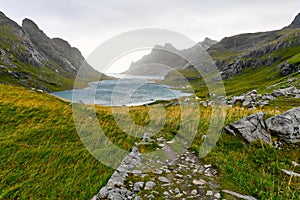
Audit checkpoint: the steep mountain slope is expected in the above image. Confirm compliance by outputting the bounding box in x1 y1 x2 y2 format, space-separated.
124 38 217 76
0 11 111 92
286 13 300 28
208 13 300 80
163 13 300 97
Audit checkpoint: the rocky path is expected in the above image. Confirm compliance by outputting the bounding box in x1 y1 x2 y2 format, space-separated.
93 134 257 200
125 150 221 199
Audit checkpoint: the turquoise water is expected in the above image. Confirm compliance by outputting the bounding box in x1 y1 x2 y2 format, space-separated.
52 74 190 106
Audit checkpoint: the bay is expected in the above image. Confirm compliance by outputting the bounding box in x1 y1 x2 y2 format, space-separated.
52 74 190 106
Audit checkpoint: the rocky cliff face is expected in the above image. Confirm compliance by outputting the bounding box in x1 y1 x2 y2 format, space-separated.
0 11 110 92
215 38 300 80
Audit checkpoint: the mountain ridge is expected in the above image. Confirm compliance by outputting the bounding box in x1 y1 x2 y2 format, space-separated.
124 37 217 76
0 11 111 92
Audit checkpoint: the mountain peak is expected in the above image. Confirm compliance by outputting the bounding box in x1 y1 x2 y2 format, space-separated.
164 43 176 49
200 37 218 50
203 37 215 43
287 13 300 28
22 18 40 30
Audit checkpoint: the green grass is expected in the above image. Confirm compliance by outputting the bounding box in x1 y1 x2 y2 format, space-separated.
189 106 300 200
288 52 300 64
0 84 114 199
0 83 299 199
203 135 300 200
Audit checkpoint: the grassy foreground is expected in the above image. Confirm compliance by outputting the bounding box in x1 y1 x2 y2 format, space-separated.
0 84 114 199
0 84 299 199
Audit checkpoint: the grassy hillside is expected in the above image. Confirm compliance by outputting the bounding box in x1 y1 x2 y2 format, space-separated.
0 84 299 199
0 84 114 199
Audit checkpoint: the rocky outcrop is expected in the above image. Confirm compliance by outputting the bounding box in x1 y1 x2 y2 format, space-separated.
218 39 300 80
208 13 300 81
208 31 279 53
197 86 299 109
266 107 300 144
224 112 271 143
276 61 300 76
22 19 80 73
271 86 298 97
225 107 300 145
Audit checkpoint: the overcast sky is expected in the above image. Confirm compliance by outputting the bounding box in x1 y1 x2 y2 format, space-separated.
1 0 300 72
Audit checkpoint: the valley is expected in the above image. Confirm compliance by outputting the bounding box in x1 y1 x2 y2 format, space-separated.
0 9 299 200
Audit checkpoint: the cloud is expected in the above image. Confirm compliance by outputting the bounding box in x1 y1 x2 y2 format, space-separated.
0 0 300 72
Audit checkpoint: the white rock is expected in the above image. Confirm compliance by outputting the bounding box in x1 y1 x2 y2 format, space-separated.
214 192 221 199
144 181 156 190
174 188 180 193
158 176 170 183
192 179 206 185
191 189 198 195
175 193 183 198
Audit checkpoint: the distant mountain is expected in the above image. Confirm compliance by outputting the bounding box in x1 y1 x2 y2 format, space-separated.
0 11 111 92
200 37 218 50
124 38 217 76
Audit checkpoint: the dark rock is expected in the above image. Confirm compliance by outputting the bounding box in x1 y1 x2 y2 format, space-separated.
220 59 245 79
266 107 300 144
276 61 300 76
224 112 271 143
262 94 274 100
271 90 285 97
286 13 300 29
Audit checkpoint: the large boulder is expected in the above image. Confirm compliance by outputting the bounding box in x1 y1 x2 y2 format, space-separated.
271 86 298 97
266 107 300 144
224 112 271 143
